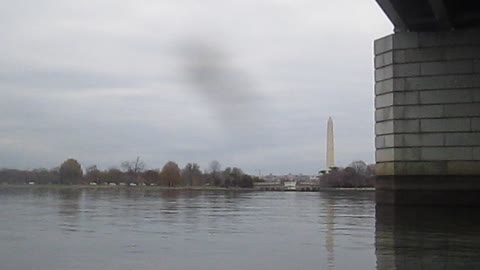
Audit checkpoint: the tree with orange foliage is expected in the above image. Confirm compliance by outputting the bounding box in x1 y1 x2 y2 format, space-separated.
160 161 181 186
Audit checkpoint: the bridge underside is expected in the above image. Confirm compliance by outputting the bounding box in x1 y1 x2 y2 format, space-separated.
375 1 480 205
376 0 480 32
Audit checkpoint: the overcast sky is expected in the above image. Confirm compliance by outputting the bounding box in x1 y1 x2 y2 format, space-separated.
1 0 392 175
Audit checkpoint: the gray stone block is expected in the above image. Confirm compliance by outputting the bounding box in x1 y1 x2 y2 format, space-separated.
395 134 421 147
421 134 445 146
375 79 393 95
447 161 480 174
375 136 385 149
421 147 473 161
393 106 418 119
392 32 419 49
374 35 393 55
375 65 393 82
420 89 472 104
464 29 480 44
384 135 394 148
394 47 445 63
420 118 470 132
377 161 450 175
375 107 394 122
472 118 480 131
375 51 393 68
474 60 480 73
392 49 407 63
394 119 420 133
404 74 480 91
418 31 472 48
376 134 394 148
404 76 438 91
375 93 393 109
420 60 474 76
474 148 480 160
421 134 443 146
445 133 480 146
395 134 443 147
393 63 421 77
395 148 421 161
396 161 448 175
393 92 419 105
446 46 480 61
376 121 394 135
418 105 443 118
376 148 422 162
378 105 444 121
376 148 394 162
401 105 443 119
375 136 384 149
375 162 394 175
474 90 480 102
444 104 480 117
393 105 443 119
375 78 406 95
392 46 480 64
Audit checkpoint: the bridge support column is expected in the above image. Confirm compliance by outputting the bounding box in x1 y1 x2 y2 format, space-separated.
374 30 480 205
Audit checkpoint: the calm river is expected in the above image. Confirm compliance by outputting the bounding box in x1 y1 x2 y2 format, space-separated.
1 188 479 270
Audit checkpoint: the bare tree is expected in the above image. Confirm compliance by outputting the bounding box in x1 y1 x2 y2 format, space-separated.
104 168 125 184
121 157 145 181
182 163 202 186
347 160 368 176
231 167 243 178
320 160 374 188
223 167 244 187
143 169 160 185
208 160 222 186
209 160 221 171
85 165 101 183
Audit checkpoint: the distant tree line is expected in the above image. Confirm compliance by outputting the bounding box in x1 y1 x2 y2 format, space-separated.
320 161 375 188
0 158 257 188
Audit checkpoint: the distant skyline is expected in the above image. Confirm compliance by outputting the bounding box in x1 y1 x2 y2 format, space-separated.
0 0 393 174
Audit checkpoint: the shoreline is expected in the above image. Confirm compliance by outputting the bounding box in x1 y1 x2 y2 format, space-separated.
318 187 375 191
0 184 375 192
0 184 252 191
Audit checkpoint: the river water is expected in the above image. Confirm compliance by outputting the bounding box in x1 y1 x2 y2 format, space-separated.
0 188 479 270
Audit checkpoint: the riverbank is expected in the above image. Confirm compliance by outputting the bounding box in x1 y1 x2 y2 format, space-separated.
319 187 375 191
0 184 254 191
0 184 375 192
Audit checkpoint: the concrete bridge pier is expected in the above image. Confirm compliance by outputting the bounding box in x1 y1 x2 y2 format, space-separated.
374 30 480 205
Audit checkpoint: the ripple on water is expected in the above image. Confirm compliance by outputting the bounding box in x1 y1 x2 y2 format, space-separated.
2 188 480 270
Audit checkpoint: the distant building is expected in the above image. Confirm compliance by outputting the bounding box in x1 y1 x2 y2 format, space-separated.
255 174 319 191
284 180 297 191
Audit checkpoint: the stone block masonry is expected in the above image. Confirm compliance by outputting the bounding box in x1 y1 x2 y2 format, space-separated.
374 30 480 194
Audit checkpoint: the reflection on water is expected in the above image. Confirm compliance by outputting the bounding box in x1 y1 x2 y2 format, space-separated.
58 189 82 216
376 205 480 270
57 189 83 232
0 187 479 270
325 197 336 270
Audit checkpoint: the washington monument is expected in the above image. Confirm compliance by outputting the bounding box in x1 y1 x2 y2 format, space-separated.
326 117 335 169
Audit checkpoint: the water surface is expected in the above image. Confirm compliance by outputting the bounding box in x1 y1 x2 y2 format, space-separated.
0 188 478 270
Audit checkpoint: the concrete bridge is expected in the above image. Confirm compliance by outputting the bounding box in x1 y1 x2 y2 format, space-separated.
374 0 480 205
